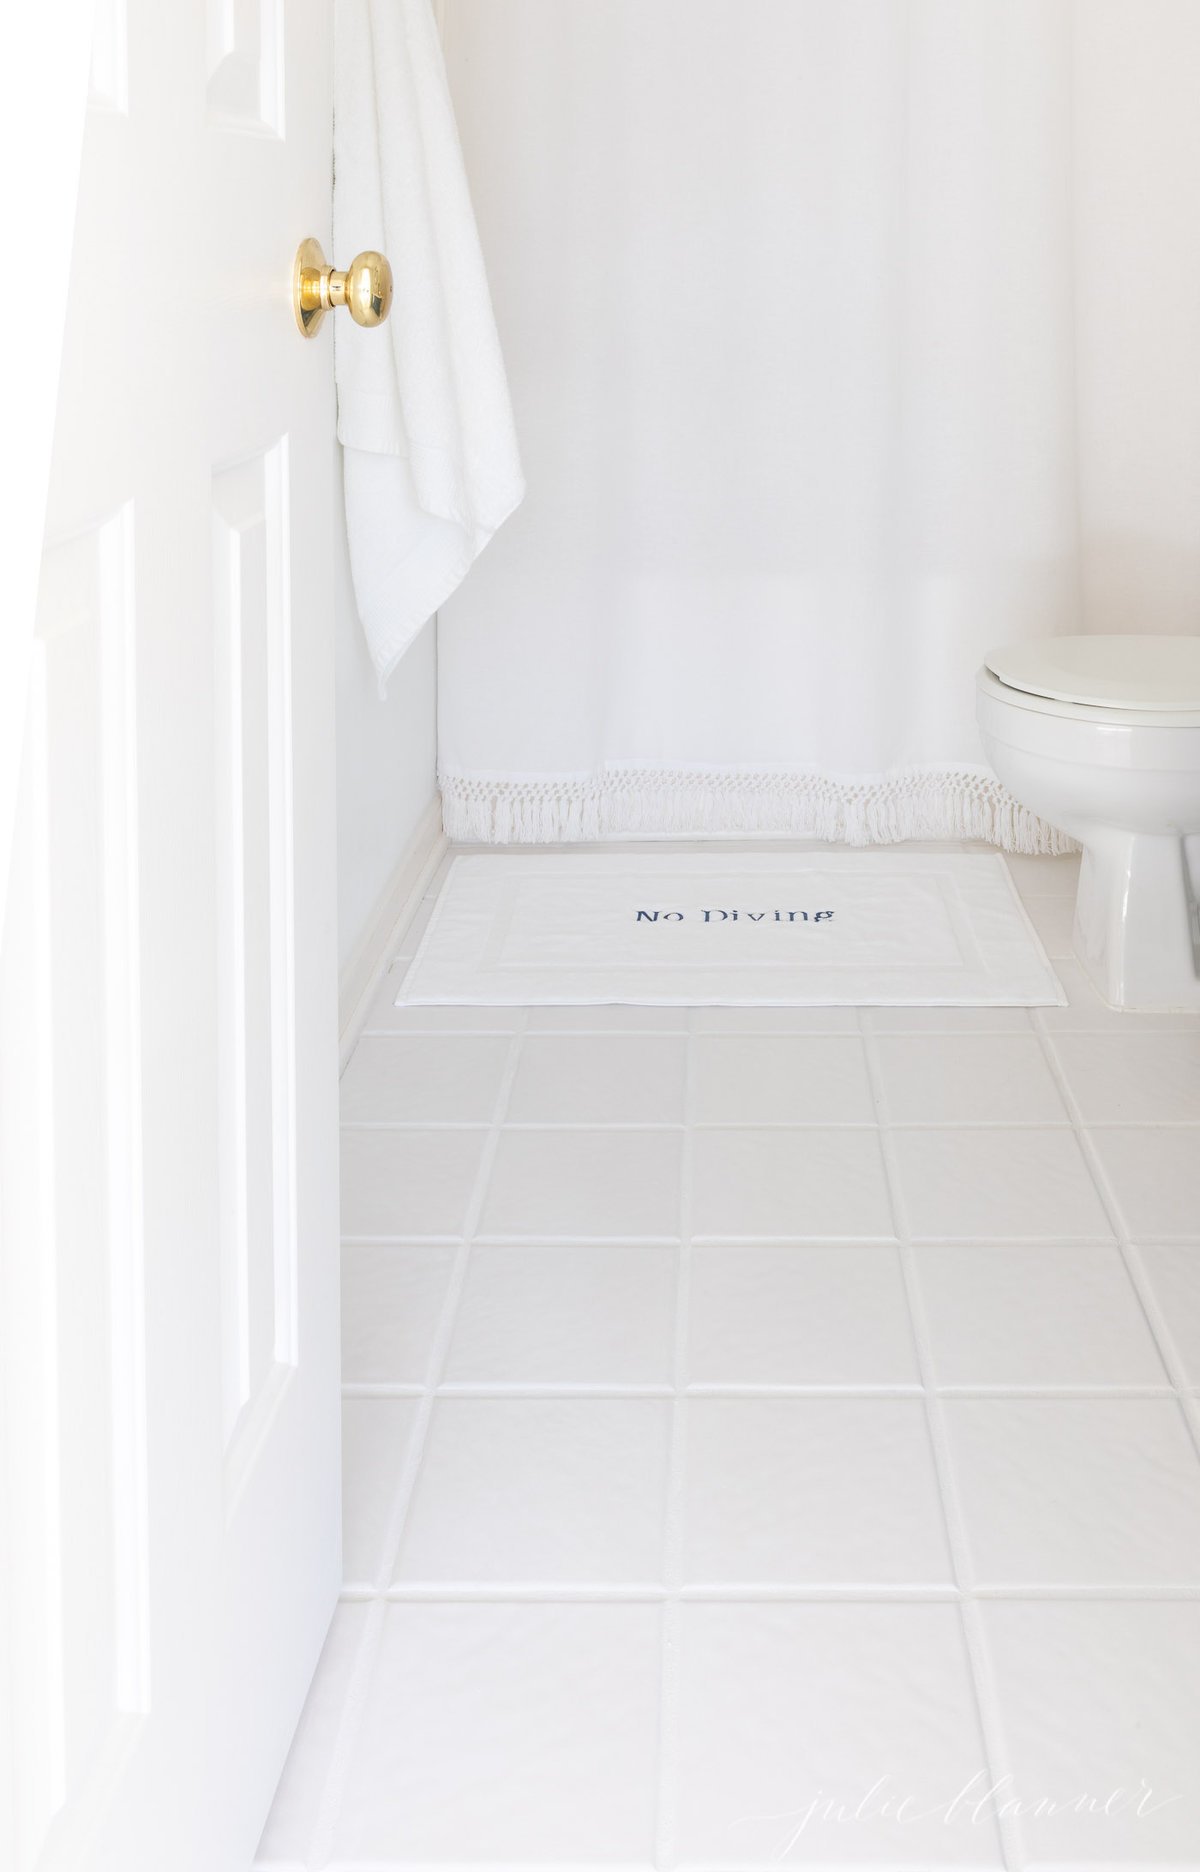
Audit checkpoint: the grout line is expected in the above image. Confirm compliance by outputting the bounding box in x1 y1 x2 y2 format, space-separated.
341 1229 1200 1248
342 1378 1183 1402
341 1382 427 1399
413 1382 676 1400
315 1860 660 1872
381 1582 670 1603
341 1118 688 1133
338 1232 464 1247
360 1022 527 1037
361 1020 1192 1038
305 1016 529 1870
341 1231 682 1248
969 1581 1200 1601
338 1227 1200 1250
340 1120 498 1133
918 1383 1179 1401
652 1011 698 1871
473 1232 683 1247
336 1370 1183 1400
340 1115 1200 1133
364 1014 1193 1032
893 1231 1127 1246
857 1010 1023 1872
348 1578 1200 1605
1031 1017 1200 1466
682 1381 921 1399
687 1230 898 1245
376 1582 962 1604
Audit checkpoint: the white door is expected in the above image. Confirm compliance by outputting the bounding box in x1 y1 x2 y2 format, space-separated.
0 3 342 1868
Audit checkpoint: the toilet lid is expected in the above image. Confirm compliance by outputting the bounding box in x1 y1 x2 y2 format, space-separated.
985 634 1200 711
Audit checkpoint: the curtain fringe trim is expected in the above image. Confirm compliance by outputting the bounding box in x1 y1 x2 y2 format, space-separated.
439 768 1075 855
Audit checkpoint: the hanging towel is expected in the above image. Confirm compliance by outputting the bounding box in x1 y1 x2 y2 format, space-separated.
334 0 524 685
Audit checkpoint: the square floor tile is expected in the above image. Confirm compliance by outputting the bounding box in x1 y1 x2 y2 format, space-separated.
864 1005 1034 1033
914 1243 1166 1388
366 984 524 1035
332 1602 661 1863
340 1128 487 1238
1023 893 1076 957
256 1602 370 1865
944 1398 1200 1586
1004 853 1080 899
1089 1128 1200 1238
339 1033 511 1124
443 1244 677 1386
1050 1032 1200 1123
340 1243 452 1385
675 1603 1003 1866
873 1035 1067 1125
692 1035 875 1125
980 1601 1200 1867
890 1128 1112 1240
527 1004 687 1032
681 1398 952 1585
395 1398 671 1583
690 1128 894 1239
694 1005 860 1033
478 1128 682 1239
1137 1244 1200 1388
342 1398 420 1589
687 1244 919 1387
506 1033 687 1123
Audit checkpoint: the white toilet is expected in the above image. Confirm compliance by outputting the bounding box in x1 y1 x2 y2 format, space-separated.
977 635 1200 1010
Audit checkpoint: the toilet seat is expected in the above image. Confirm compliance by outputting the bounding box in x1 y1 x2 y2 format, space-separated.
983 636 1200 728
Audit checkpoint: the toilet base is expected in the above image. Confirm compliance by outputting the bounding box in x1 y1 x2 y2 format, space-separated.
1073 832 1200 1011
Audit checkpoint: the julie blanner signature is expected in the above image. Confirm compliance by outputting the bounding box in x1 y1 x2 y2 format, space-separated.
736 1772 1183 1861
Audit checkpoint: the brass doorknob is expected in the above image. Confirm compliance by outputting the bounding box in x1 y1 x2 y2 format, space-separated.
293 237 393 337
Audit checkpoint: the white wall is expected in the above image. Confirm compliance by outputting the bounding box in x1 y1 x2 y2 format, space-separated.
334 443 438 977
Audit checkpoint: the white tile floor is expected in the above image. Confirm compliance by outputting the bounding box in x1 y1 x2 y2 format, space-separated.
259 844 1200 1872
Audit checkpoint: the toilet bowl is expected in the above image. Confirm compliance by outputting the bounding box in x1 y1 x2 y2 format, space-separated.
976 635 1200 1010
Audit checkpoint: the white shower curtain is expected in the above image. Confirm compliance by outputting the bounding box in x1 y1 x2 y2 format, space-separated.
436 0 1200 848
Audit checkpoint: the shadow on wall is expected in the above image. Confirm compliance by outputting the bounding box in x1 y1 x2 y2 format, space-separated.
334 443 438 980
1079 538 1200 636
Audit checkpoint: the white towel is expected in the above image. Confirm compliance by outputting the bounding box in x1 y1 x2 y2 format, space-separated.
334 0 524 685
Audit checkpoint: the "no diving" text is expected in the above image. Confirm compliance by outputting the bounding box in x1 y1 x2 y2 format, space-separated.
635 909 835 923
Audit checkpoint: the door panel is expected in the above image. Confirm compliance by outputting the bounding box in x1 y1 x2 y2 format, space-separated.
213 438 299 1487
1 503 149 1872
0 1 341 1866
205 0 285 136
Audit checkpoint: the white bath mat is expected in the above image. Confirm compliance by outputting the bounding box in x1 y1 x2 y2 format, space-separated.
395 852 1065 1007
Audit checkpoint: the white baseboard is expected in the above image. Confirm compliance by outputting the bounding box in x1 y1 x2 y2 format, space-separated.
338 799 447 1069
